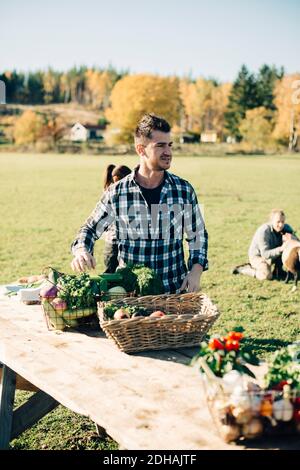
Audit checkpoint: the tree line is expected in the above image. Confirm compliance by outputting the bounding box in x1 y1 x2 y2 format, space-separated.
1 64 299 148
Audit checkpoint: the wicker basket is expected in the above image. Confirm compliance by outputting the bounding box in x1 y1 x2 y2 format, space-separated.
97 292 220 353
199 359 300 442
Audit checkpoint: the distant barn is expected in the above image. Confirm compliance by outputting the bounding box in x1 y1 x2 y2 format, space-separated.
69 122 103 142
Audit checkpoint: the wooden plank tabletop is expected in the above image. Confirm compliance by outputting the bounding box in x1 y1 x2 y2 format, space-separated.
0 290 299 450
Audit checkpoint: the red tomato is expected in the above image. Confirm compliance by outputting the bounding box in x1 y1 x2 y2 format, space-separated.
226 331 244 341
208 338 225 350
225 339 240 351
271 380 288 391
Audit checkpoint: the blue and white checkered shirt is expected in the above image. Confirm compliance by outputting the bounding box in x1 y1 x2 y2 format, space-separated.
72 167 208 293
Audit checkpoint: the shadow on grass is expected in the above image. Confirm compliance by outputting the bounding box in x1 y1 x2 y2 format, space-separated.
243 337 290 355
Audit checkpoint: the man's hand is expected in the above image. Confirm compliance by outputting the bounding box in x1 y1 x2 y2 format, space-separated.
71 248 96 272
282 233 292 242
180 264 203 293
279 233 292 253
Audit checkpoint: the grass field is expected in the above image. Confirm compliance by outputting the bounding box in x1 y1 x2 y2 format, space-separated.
1 152 300 449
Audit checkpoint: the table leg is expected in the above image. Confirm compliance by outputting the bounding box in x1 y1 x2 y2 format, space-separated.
0 364 16 449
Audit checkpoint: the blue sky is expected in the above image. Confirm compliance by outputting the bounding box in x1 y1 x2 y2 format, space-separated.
1 0 299 82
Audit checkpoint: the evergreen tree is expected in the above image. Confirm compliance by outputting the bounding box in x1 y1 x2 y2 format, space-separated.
256 64 284 111
24 72 45 104
224 65 259 139
0 71 26 103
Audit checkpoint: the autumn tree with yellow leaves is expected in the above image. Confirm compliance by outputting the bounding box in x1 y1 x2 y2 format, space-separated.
273 74 300 149
106 74 181 142
239 107 274 149
14 110 45 145
179 79 231 138
85 70 114 109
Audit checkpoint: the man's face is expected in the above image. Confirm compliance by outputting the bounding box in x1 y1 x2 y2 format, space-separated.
271 214 285 233
141 130 173 171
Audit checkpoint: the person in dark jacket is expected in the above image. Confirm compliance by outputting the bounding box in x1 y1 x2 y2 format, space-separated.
102 164 131 272
232 209 295 280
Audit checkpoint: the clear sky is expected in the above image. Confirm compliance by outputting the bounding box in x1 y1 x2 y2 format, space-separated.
1 0 299 82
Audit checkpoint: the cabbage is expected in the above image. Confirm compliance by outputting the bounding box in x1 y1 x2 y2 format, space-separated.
108 286 127 294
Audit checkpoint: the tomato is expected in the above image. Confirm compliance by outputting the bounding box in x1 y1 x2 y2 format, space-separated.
225 339 240 351
226 331 243 341
208 338 225 350
271 380 288 391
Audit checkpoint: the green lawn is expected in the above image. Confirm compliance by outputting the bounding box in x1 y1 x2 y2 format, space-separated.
1 152 300 449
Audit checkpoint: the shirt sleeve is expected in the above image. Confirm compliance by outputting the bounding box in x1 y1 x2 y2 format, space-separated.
71 190 115 255
184 185 208 271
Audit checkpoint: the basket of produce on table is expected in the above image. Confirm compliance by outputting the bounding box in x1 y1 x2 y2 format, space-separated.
97 265 220 353
40 267 135 331
192 332 300 443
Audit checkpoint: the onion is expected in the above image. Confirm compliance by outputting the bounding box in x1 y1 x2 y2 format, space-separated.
40 283 58 299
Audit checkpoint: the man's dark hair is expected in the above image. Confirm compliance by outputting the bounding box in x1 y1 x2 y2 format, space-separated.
135 114 171 141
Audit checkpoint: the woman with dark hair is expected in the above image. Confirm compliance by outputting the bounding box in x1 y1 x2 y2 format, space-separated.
103 164 132 190
103 164 131 272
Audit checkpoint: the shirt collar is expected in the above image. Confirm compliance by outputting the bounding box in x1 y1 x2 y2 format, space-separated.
129 165 172 186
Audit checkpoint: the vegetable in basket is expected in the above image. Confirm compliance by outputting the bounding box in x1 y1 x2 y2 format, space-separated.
116 264 164 296
264 343 300 391
103 302 149 320
193 332 300 442
192 328 259 378
56 273 99 309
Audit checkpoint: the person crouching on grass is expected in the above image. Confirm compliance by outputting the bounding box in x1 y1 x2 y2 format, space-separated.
232 209 296 281
70 113 208 294
103 164 131 273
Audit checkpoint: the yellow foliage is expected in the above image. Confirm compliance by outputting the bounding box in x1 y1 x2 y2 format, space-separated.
179 79 231 136
273 74 300 142
239 107 274 148
14 110 44 145
105 74 181 142
85 70 114 109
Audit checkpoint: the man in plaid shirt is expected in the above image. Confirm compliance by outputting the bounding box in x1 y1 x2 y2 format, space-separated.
71 114 208 293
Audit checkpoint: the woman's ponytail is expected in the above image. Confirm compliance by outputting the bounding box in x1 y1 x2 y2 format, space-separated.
103 164 116 190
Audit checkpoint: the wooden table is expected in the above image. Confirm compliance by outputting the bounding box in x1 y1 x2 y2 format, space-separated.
0 291 299 450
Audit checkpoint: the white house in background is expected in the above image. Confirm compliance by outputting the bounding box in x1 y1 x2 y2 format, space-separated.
69 122 103 142
200 130 218 143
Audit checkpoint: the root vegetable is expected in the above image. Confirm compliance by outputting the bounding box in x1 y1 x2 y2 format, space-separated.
40 283 58 299
150 310 166 318
242 418 264 439
114 308 130 320
52 298 67 313
232 407 253 424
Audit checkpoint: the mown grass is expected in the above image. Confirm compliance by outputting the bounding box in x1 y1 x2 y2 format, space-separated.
1 152 300 449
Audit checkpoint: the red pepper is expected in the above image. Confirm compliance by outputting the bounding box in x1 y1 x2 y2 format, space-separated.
271 380 289 391
208 338 225 350
225 339 240 351
226 331 243 341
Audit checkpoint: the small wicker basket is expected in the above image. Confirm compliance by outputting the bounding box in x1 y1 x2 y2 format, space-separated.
198 358 300 442
97 292 220 353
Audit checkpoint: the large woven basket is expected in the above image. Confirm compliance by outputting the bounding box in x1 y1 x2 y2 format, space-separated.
97 292 220 353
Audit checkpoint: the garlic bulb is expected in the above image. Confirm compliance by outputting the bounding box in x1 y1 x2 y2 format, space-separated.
272 385 293 422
